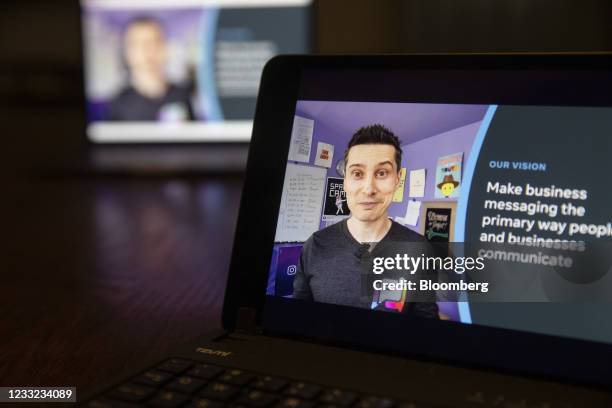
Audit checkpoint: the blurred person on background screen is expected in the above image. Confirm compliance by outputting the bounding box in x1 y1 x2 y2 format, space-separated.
107 16 195 122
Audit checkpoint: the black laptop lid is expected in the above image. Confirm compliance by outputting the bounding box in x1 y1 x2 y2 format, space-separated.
224 55 612 388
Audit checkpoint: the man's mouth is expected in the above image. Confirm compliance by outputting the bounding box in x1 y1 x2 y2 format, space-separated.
358 201 381 210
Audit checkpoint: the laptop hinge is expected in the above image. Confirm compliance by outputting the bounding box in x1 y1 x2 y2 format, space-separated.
234 307 262 335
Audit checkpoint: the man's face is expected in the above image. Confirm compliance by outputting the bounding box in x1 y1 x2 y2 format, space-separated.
344 144 400 223
124 22 168 75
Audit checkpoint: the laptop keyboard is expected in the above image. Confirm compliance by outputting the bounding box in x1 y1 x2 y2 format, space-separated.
85 358 437 408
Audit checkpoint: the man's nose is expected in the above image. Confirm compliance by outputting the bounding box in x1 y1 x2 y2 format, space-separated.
362 174 377 195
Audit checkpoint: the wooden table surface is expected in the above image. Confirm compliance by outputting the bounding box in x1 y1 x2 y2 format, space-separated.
0 130 245 396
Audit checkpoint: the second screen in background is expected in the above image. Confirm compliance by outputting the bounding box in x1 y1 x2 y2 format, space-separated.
81 0 311 142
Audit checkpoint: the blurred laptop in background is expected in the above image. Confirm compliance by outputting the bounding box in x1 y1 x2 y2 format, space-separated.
79 0 311 173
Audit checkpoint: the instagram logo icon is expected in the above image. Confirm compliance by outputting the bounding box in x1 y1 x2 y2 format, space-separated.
287 265 297 275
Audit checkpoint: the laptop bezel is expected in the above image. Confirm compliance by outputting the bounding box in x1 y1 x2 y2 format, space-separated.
223 54 612 388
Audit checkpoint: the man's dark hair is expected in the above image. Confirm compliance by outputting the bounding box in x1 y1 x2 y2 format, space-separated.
344 124 402 172
123 16 166 37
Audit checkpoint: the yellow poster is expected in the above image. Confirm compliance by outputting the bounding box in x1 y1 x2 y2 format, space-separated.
393 167 407 202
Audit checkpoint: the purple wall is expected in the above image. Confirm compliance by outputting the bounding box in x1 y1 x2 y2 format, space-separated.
295 101 488 146
388 121 483 233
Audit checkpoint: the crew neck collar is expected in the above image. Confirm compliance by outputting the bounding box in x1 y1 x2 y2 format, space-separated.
341 218 395 247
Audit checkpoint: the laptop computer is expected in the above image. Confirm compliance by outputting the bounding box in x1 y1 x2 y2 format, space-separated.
83 54 612 407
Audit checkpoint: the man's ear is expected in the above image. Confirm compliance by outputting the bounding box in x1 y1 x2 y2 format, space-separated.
395 169 402 187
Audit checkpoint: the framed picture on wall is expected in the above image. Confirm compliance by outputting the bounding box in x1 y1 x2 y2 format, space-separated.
419 201 457 242
322 177 350 222
434 152 463 199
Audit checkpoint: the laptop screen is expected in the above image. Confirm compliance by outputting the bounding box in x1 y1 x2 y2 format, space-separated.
266 72 612 346
80 0 311 143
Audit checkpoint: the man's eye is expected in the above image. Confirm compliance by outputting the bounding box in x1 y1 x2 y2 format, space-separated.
376 170 388 177
352 171 362 178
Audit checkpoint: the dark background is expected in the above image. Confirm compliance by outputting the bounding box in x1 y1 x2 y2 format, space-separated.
2 0 612 395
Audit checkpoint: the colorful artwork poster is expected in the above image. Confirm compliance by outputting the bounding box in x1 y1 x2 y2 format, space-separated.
435 152 463 199
424 208 451 242
322 177 350 221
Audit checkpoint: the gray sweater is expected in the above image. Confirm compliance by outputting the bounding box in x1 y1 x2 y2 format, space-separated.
293 219 439 319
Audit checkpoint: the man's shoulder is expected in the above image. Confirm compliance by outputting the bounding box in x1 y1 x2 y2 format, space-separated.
118 85 138 98
301 221 349 253
300 221 348 262
388 220 427 242
309 220 345 243
110 86 141 105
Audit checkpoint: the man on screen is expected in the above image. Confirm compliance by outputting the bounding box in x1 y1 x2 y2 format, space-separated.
293 125 439 319
107 17 195 122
